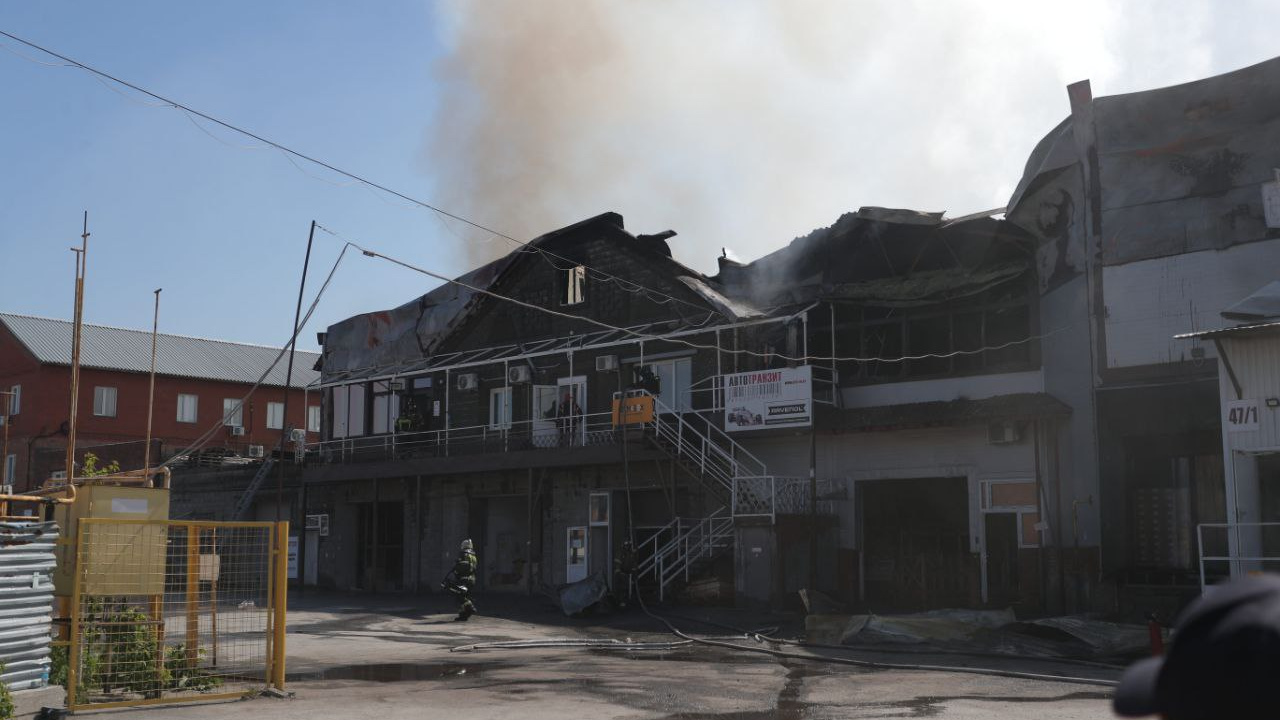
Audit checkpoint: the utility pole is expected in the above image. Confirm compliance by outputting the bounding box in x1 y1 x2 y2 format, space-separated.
143 289 162 479
276 221 315 523
65 212 89 484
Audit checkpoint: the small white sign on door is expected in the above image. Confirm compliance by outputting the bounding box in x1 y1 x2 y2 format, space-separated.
1226 400 1261 432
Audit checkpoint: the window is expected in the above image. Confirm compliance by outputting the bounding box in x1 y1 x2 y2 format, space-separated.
176 394 198 423
266 402 285 430
370 380 400 435
330 384 366 439
489 387 512 430
563 265 586 306
841 278 1036 385
93 387 117 417
2 454 13 485
307 405 321 433
7 385 19 415
222 398 243 427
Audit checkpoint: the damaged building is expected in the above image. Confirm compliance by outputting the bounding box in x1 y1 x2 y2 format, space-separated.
299 56 1280 617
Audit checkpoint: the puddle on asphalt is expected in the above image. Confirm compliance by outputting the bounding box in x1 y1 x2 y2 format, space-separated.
289 662 483 683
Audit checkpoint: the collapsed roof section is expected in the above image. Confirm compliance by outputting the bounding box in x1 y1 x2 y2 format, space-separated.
709 207 1033 311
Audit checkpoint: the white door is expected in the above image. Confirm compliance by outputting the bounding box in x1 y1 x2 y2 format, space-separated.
566 526 588 583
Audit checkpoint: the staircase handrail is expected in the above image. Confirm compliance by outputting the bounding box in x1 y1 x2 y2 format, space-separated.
636 389 768 480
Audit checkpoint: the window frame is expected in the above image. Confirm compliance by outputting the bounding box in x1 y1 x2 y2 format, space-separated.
307 405 321 433
489 386 513 430
266 402 285 430
7 385 19 416
2 454 13 485
222 398 244 427
176 393 199 424
92 386 118 418
562 265 587 306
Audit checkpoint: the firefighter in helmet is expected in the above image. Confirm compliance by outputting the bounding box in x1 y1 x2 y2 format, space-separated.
446 538 478 621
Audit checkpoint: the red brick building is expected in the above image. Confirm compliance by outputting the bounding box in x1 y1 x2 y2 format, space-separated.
0 313 320 491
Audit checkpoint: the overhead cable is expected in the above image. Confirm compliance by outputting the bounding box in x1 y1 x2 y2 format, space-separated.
160 242 351 466
0 29 718 317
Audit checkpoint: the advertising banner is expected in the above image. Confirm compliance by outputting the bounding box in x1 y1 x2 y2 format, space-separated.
723 365 812 432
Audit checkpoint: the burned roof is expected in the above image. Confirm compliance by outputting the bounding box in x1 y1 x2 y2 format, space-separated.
319 212 717 382
710 207 1033 310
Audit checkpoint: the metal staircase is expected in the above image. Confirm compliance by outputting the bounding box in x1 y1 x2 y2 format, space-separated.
231 456 275 521
629 391 790 600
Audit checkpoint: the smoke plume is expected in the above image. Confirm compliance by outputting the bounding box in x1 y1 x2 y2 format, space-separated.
424 0 1270 273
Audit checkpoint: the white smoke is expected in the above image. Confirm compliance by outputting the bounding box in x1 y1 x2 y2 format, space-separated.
422 0 1274 272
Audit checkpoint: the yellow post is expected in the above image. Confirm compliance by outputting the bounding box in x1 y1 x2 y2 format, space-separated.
149 595 165 689
270 521 289 689
185 527 199 667
66 523 86 709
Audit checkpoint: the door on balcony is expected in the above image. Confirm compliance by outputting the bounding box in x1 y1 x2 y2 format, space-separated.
557 376 587 446
532 385 558 448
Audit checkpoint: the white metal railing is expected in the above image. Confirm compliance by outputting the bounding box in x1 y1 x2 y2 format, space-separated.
641 390 768 497
1197 522 1280 591
731 476 837 521
633 506 735 601
307 410 617 463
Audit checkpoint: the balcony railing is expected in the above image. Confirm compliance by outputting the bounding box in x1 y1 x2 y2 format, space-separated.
733 476 839 521
308 410 619 464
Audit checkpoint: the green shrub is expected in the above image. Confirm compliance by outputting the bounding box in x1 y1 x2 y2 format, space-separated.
0 663 13 720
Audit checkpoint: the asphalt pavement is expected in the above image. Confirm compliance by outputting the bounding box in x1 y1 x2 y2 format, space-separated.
36 591 1120 719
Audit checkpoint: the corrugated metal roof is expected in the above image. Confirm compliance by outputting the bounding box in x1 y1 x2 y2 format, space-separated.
0 313 319 388
1174 321 1280 340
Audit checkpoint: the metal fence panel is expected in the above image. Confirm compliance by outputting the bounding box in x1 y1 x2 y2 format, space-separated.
69 519 287 712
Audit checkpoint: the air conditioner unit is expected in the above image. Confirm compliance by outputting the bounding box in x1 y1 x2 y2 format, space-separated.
290 428 307 443
389 378 406 392
50 471 67 481
987 421 1022 445
229 426 246 436
507 365 531 384
247 444 265 458
0 485 11 496
596 355 618 372
455 373 478 391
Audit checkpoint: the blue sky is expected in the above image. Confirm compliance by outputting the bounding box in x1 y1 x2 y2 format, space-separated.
1 1 459 351
4 1 1280 353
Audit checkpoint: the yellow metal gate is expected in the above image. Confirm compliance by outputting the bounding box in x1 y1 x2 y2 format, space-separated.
67 519 288 712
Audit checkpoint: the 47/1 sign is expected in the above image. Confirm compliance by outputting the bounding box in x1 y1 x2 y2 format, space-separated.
1226 400 1260 432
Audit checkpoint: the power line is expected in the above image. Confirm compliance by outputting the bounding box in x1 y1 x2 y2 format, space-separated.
322 224 1066 366
161 242 351 466
0 29 718 317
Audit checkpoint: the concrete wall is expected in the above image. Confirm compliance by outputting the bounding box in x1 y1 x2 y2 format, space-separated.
744 425 1037 550
1103 240 1280 369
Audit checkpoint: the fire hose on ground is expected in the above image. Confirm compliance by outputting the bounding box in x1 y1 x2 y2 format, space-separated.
451 596 1119 688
